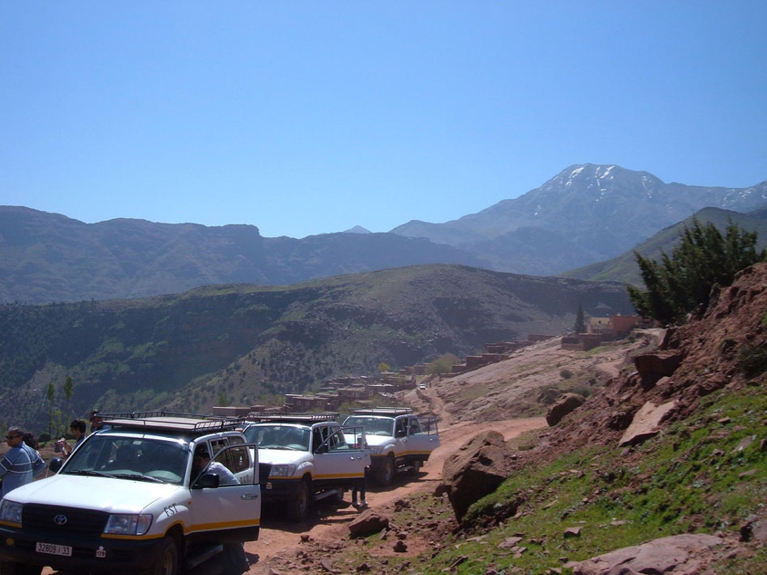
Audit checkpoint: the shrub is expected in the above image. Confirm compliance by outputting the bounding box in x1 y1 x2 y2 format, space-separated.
736 343 767 378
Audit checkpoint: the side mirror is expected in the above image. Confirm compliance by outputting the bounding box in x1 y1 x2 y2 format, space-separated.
193 472 220 490
48 458 64 473
315 444 328 454
395 429 407 438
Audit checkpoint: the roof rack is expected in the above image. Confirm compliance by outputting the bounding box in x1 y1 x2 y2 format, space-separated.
247 412 340 424
99 411 244 433
351 407 413 416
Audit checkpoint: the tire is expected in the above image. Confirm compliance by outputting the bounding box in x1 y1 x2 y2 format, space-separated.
150 536 179 575
0 561 42 575
288 477 311 522
375 454 395 486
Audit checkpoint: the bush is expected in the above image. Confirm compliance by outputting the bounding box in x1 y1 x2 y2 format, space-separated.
736 343 767 378
560 369 573 380
628 219 765 325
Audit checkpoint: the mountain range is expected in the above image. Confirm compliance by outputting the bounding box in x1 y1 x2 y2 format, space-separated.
1 163 765 304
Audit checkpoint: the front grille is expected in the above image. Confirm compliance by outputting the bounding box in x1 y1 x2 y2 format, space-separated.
23 504 109 535
258 463 271 484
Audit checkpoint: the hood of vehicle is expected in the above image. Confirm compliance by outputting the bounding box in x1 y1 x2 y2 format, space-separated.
6 474 180 513
257 449 311 465
352 434 393 449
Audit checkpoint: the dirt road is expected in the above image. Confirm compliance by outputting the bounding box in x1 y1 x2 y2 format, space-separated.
245 415 546 574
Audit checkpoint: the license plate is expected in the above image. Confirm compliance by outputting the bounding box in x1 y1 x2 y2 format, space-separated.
36 542 72 557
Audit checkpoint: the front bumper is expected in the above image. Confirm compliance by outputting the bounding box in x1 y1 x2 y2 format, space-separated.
0 524 163 574
259 477 303 503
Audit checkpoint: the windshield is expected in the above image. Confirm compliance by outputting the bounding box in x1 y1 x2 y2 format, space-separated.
344 416 394 436
243 424 310 451
62 434 188 485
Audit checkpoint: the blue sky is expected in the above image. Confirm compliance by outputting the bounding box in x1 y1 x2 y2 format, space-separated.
2 2 765 238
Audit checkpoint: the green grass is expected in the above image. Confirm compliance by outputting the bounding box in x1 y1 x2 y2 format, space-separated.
313 379 766 575
431 383 767 574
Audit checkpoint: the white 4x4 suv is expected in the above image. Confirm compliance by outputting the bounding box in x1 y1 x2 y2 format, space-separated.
343 407 440 486
0 412 260 575
242 413 369 522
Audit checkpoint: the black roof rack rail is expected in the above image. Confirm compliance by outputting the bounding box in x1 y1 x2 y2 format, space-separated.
351 407 413 416
246 412 340 424
99 411 244 433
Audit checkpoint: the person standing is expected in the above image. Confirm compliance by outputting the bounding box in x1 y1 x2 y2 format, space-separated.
22 432 47 478
0 427 46 499
58 419 87 458
352 465 370 509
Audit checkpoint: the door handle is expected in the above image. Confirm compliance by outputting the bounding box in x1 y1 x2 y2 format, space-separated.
240 493 259 500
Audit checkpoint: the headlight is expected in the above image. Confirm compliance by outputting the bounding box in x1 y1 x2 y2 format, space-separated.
269 464 296 477
368 445 384 455
104 514 153 536
0 500 23 525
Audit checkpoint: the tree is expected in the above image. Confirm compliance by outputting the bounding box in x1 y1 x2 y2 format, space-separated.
63 375 74 418
426 353 461 375
377 362 391 373
628 219 766 326
46 381 56 438
573 303 586 334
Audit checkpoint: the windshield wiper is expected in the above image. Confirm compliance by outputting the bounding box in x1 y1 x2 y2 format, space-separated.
113 473 166 483
65 470 116 478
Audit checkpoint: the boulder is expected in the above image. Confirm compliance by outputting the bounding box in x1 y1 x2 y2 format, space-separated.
569 533 723 575
634 351 683 377
619 400 676 447
348 510 390 537
546 393 586 426
436 430 515 521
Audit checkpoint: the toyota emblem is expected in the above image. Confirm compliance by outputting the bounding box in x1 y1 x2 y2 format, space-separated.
54 515 68 526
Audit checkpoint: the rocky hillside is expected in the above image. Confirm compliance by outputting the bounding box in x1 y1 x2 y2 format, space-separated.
0 264 634 433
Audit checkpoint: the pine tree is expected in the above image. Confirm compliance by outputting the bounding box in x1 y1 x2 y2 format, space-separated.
573 303 586 334
628 218 766 325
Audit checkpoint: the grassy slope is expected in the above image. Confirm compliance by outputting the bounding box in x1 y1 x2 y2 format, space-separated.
562 207 767 286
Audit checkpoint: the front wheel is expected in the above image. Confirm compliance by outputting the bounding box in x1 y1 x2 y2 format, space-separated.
288 477 311 522
150 536 179 575
375 454 395 486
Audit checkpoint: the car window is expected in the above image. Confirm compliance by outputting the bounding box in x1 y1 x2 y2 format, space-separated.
62 435 187 485
328 429 349 452
344 416 393 436
244 424 310 451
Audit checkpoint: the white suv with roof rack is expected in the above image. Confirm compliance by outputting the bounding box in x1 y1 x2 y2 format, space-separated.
242 413 369 522
343 407 440 486
0 412 260 575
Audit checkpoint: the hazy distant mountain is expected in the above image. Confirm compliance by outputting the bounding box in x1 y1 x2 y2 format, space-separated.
391 164 767 275
344 225 372 234
561 207 767 286
3 164 765 304
0 207 484 304
0 264 634 432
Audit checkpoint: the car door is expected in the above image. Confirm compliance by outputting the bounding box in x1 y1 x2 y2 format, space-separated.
407 416 439 457
312 425 367 489
189 442 261 543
